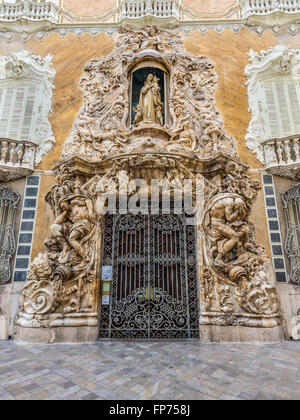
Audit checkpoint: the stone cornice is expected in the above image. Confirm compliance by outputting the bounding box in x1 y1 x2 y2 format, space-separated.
0 21 299 43
52 152 246 181
0 1 299 39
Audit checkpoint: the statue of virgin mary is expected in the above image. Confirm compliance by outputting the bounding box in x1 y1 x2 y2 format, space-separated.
133 74 163 126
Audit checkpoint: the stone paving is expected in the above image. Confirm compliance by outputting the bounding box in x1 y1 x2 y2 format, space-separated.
0 339 300 400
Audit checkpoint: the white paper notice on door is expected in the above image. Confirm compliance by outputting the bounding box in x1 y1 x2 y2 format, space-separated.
102 266 112 280
102 295 110 306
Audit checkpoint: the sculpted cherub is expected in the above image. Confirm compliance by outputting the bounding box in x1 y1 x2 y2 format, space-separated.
74 117 94 147
91 123 128 154
204 139 214 155
167 122 198 151
170 101 186 131
111 100 128 128
225 161 243 180
203 119 223 143
140 28 159 50
116 31 143 56
88 82 110 113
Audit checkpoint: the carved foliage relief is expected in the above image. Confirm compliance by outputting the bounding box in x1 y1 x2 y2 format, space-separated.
17 27 281 330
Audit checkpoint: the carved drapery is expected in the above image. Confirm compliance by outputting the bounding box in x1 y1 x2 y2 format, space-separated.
0 185 19 285
17 27 281 332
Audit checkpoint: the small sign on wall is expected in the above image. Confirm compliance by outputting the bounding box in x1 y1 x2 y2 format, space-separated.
102 266 112 281
102 295 110 306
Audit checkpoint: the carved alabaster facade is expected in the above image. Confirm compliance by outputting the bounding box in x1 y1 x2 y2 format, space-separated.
15 27 283 343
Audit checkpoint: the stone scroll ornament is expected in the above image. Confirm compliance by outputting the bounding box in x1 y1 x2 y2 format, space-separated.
17 27 281 330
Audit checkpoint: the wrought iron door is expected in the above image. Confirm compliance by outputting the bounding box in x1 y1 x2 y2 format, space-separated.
99 211 199 339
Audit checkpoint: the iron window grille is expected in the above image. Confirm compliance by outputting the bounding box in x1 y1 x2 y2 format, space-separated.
0 185 19 284
282 183 300 284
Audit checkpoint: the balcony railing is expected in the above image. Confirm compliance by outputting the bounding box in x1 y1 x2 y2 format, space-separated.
263 135 300 179
0 0 59 32
241 0 300 25
0 138 37 181
119 0 180 27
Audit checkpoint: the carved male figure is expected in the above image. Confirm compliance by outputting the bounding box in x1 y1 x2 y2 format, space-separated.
208 196 248 263
51 195 95 262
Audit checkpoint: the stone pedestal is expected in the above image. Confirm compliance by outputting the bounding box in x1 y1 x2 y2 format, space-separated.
0 315 8 340
14 326 99 344
200 325 285 343
276 283 300 340
14 324 285 344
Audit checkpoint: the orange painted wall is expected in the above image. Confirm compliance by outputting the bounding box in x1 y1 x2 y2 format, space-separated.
60 0 238 16
183 0 237 14
62 0 115 17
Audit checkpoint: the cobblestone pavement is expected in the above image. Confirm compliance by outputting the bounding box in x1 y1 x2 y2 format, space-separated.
0 340 300 400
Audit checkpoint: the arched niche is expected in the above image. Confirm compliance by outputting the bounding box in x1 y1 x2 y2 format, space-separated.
129 60 170 128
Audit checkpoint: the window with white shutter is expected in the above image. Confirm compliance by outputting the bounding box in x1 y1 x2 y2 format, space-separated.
263 82 279 138
0 83 38 141
288 83 300 133
262 79 300 139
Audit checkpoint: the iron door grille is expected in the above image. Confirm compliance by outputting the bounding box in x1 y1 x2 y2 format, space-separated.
99 211 199 339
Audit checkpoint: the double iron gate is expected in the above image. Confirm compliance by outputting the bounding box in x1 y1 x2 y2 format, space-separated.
99 211 199 339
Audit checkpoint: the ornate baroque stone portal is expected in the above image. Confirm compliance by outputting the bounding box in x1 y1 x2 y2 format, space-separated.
16 27 281 340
